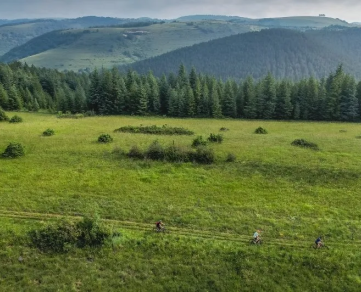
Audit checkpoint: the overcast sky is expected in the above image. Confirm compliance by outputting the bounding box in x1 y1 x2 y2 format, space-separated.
0 0 360 23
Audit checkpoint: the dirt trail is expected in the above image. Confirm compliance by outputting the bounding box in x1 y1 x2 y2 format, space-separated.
1 209 360 249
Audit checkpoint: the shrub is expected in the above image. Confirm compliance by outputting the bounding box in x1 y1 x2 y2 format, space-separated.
28 220 78 253
193 147 215 164
57 111 84 119
9 115 23 123
43 128 55 136
225 153 237 162
192 136 207 147
164 145 192 163
291 139 319 150
98 134 113 143
145 140 165 160
112 146 126 158
128 145 144 159
0 107 9 122
219 127 229 131
207 133 223 143
254 127 268 134
2 142 25 158
114 125 194 135
76 215 110 248
28 216 110 253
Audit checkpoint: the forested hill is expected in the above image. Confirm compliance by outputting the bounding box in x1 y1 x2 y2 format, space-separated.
125 27 361 80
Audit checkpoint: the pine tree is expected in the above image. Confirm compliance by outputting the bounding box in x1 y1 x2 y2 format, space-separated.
33 98 40 112
275 80 292 120
0 83 9 109
88 69 101 113
340 75 358 121
306 77 319 120
7 85 22 110
242 76 257 119
147 71 160 114
136 83 148 116
356 81 361 119
74 86 86 113
261 73 277 119
158 75 169 114
325 65 344 120
210 81 222 118
168 88 179 117
177 63 188 88
222 80 237 118
197 81 210 117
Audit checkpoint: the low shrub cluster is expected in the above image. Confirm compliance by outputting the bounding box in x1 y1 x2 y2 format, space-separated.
207 133 223 143
98 134 113 143
2 142 25 158
192 136 207 147
114 125 194 135
28 216 110 253
127 141 215 164
43 128 55 136
57 111 85 119
291 139 319 150
225 153 237 162
254 127 268 134
0 107 9 121
219 127 229 131
9 115 23 123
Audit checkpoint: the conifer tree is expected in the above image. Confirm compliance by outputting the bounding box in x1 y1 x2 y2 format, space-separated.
340 75 358 121
222 80 237 118
197 81 210 117
275 80 292 120
242 76 257 119
0 83 9 109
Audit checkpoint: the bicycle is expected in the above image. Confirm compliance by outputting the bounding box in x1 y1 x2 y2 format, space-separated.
249 238 262 245
310 242 329 249
154 226 167 233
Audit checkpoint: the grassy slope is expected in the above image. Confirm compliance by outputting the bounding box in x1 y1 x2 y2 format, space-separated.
19 22 259 71
1 112 361 290
255 16 351 28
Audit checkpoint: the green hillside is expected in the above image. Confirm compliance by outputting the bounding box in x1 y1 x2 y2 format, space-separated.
127 27 361 79
4 21 261 71
252 16 351 28
1 113 361 290
0 17 160 56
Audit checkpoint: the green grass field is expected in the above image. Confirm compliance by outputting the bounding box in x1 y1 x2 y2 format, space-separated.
1 112 361 291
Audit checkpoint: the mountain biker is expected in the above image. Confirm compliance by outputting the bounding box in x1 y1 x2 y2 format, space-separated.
315 236 323 248
253 230 261 243
155 220 164 231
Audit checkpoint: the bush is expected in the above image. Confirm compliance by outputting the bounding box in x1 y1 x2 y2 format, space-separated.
0 107 9 122
193 147 215 164
114 125 194 135
112 146 126 158
254 127 268 134
98 134 113 143
192 136 207 147
207 133 223 143
219 127 229 131
57 111 84 119
164 145 192 163
76 216 110 248
28 220 78 253
291 139 319 150
145 140 165 160
9 115 23 123
43 128 55 136
225 153 236 162
28 216 110 253
128 145 144 159
2 142 25 158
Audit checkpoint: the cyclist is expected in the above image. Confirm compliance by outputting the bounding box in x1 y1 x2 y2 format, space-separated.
253 229 261 243
155 220 164 231
315 236 323 248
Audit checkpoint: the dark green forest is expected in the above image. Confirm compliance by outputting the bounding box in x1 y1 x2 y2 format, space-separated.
126 28 361 80
0 62 360 122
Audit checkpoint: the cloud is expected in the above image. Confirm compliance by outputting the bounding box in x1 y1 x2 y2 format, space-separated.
0 0 360 22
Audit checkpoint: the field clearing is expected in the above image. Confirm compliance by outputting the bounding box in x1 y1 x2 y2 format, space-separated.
1 112 361 290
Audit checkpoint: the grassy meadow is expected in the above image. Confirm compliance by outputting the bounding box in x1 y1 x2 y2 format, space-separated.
1 112 361 291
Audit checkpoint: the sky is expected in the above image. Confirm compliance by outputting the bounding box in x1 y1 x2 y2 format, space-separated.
0 0 360 23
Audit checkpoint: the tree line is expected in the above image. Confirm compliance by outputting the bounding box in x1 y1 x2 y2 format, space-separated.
0 62 361 122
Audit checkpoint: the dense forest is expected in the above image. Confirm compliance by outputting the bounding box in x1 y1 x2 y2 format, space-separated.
0 62 360 122
126 28 361 80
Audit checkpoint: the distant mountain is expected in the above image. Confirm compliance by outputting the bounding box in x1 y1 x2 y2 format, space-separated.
0 16 161 55
1 21 261 71
176 15 250 21
125 27 361 80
